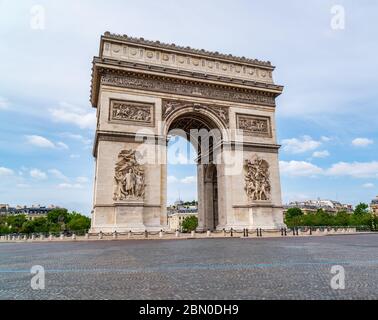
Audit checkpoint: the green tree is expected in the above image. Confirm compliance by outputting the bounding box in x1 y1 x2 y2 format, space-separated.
66 214 91 232
181 216 198 232
6 214 27 233
354 203 369 215
47 208 69 223
286 207 304 219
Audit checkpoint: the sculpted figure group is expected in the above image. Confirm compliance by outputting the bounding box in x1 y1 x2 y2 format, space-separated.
245 156 271 201
113 149 145 201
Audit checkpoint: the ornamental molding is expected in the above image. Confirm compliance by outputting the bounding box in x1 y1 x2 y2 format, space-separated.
99 70 276 107
102 32 274 69
162 99 229 127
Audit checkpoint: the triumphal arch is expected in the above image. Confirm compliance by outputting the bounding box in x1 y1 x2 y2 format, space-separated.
90 32 285 232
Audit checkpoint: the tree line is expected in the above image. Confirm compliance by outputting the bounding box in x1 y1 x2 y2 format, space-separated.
285 203 377 229
0 208 91 235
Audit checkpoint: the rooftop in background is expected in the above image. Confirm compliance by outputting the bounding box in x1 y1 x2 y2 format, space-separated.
284 199 354 214
0 204 60 216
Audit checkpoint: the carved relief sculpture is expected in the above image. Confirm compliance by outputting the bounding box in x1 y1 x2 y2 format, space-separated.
244 156 271 201
113 149 145 201
110 100 153 125
237 114 271 137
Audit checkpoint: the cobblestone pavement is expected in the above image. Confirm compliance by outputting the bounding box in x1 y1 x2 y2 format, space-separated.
0 234 378 300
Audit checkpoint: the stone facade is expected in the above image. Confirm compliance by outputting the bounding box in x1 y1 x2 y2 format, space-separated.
90 32 285 232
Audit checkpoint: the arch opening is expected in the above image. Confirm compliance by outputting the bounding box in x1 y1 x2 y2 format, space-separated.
166 111 222 231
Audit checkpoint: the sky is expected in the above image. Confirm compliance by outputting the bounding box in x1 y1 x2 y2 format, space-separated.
0 0 377 214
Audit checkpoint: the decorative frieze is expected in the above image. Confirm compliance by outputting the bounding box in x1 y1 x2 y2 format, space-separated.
236 114 272 137
101 72 276 107
101 33 274 84
110 100 154 126
244 156 271 201
162 99 229 127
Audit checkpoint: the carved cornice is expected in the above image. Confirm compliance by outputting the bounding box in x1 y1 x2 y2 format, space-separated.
92 67 278 108
102 32 273 68
90 57 283 107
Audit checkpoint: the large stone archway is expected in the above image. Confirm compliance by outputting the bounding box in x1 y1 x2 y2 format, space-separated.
89 32 285 232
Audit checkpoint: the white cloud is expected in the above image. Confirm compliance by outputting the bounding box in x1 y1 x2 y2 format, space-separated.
30 169 47 180
280 161 323 177
0 96 9 110
49 102 96 129
26 135 55 148
312 150 330 158
48 169 68 181
181 176 197 184
0 167 14 176
76 176 89 183
352 138 374 147
281 136 322 154
61 133 92 145
69 154 80 159
321 136 332 142
327 161 378 178
16 184 31 188
362 183 375 189
56 142 69 150
167 175 179 183
58 183 83 189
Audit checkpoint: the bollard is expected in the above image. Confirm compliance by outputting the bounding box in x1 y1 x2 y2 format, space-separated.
72 234 76 240
191 230 195 238
260 228 263 237
23 235 27 241
256 228 259 237
230 228 233 237
128 230 132 239
207 229 211 237
159 230 163 238
60 234 64 240
223 228 226 237
144 230 148 238
31 234 36 241
98 232 103 240
40 234 45 241
284 228 287 236
175 230 179 238
246 228 249 237
281 228 284 236
49 234 53 241
85 233 89 240
243 228 246 237
113 231 117 239
309 228 312 235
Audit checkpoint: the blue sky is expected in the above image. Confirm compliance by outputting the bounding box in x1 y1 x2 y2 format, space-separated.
0 0 377 214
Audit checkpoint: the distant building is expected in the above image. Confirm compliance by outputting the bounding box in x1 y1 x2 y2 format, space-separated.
284 199 353 216
0 204 59 220
371 196 378 216
167 199 198 230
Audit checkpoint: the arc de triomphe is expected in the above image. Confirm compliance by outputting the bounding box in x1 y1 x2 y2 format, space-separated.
90 32 285 232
